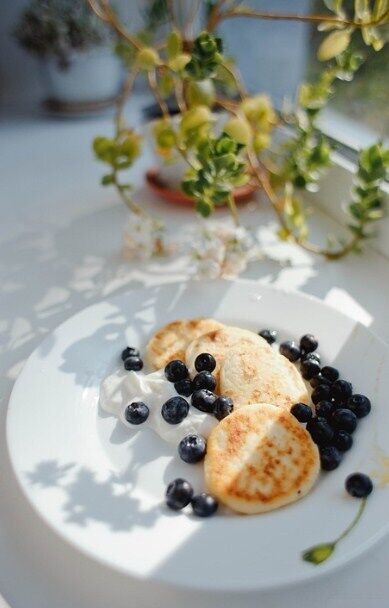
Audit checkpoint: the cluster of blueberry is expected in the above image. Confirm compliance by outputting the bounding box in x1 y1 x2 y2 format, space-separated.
121 346 143 371
164 354 233 421
260 329 372 471
120 346 231 517
166 479 218 517
163 352 236 517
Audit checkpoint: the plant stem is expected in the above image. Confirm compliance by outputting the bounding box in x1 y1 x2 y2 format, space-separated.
147 70 170 119
209 7 389 30
227 193 240 226
247 149 364 259
335 498 367 544
112 170 144 217
184 0 202 39
115 69 138 134
88 0 142 50
166 0 181 34
220 61 247 100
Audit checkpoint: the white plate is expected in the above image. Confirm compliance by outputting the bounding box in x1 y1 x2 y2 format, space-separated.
6 279 389 592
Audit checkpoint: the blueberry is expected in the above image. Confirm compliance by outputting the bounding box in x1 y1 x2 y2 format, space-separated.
310 373 331 389
306 416 334 446
174 378 193 397
321 366 339 383
315 400 335 420
320 446 343 471
124 401 149 425
191 493 218 517
279 341 301 362
302 351 321 364
258 329 277 344
332 430 353 452
301 358 321 380
164 360 188 383
124 356 143 371
290 403 312 423
347 394 371 418
331 379 353 404
345 473 373 498
214 396 234 420
192 371 217 392
161 396 189 424
331 408 357 433
300 334 318 353
166 478 194 510
311 383 333 405
191 389 217 413
121 346 139 361
178 434 206 463
194 353 216 373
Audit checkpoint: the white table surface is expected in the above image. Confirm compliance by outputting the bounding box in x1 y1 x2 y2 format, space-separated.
1 97 389 608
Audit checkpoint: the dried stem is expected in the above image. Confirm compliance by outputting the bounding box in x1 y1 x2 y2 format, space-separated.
184 0 202 38
88 0 142 49
247 149 361 259
227 193 240 226
173 77 187 113
220 61 248 100
147 70 170 119
166 0 181 33
208 4 389 30
115 69 138 133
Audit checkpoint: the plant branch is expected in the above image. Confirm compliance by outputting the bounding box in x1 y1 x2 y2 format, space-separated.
184 0 202 38
247 149 323 255
209 6 389 30
115 68 138 134
112 169 145 217
88 0 142 49
147 70 170 118
247 149 366 260
173 77 187 113
166 0 181 33
220 61 248 100
227 192 240 226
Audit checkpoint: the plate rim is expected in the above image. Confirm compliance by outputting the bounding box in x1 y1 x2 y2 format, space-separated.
6 278 389 592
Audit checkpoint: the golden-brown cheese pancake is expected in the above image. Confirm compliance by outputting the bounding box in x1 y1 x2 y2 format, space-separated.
205 403 319 514
185 326 270 381
220 344 309 410
146 318 224 370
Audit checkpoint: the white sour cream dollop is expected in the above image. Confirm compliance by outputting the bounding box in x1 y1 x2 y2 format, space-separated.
99 368 217 444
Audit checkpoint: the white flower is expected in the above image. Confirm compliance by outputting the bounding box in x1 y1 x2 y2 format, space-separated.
122 214 171 260
191 220 261 279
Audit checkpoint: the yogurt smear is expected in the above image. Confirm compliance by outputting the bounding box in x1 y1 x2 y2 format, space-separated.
100 368 217 444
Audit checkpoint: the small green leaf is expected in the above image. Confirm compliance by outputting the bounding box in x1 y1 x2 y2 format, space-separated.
302 542 336 565
196 199 213 217
318 30 351 61
101 173 115 186
373 0 388 20
354 0 370 20
166 30 182 59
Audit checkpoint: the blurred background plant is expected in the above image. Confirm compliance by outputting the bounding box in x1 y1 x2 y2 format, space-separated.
89 0 388 269
14 0 112 69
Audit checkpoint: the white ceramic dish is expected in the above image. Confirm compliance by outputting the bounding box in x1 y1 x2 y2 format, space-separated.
6 280 389 592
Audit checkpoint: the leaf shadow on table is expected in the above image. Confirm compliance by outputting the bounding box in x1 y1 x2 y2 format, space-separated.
0 203 304 399
24 428 176 533
55 278 249 386
0 206 187 394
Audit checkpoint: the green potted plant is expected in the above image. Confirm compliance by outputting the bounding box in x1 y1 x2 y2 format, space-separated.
14 0 123 113
90 0 389 275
